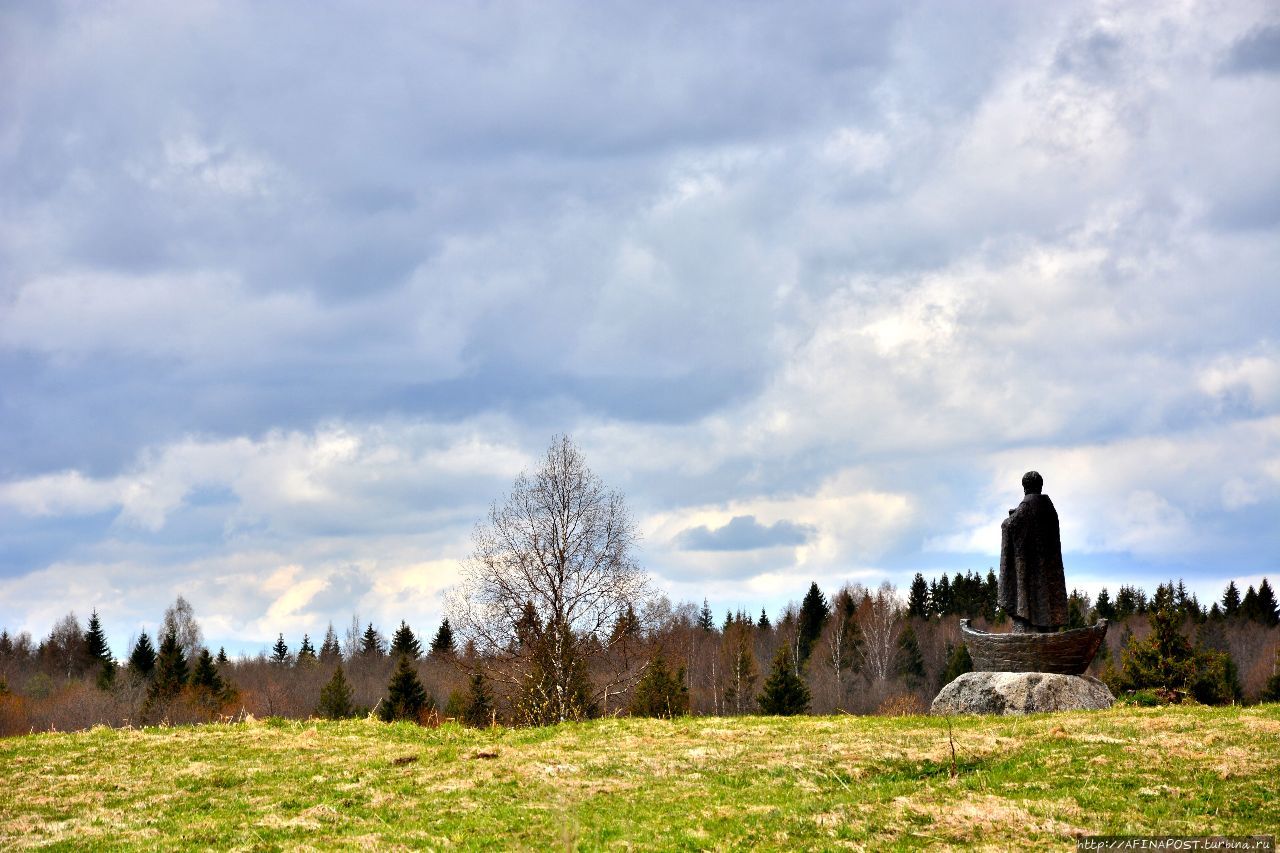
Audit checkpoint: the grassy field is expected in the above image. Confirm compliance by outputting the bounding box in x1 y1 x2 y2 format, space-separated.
2 705 1277 851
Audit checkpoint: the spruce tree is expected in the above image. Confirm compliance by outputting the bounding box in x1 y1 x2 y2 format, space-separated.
894 624 926 687
190 648 227 698
360 623 386 658
462 670 494 726
379 655 431 722
270 634 291 666
757 646 810 716
319 623 342 663
430 619 456 657
1222 581 1241 618
147 629 189 705
697 599 715 632
941 642 974 686
797 582 829 663
1254 578 1279 627
907 574 930 618
83 610 115 688
609 607 641 644
630 655 689 718
757 609 772 632
316 663 356 719
1094 587 1116 620
129 631 157 678
390 622 422 660
216 647 229 665
297 634 317 665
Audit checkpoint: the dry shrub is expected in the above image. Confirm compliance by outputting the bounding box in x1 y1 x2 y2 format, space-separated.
0 692 31 736
878 693 926 716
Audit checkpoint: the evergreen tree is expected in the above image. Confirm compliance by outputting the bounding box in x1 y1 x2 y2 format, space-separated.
907 574 930 618
1094 587 1116 621
758 646 810 716
723 629 760 715
757 609 772 632
189 648 226 695
83 610 115 688
1207 602 1224 621
216 647 229 665
390 622 423 660
894 623 926 687
1067 591 1088 629
360 623 386 658
697 599 715 632
934 575 953 616
462 670 494 726
429 619 456 657
1119 584 1195 694
129 631 157 678
797 582 829 663
270 634 291 666
630 655 690 718
379 655 432 723
1222 581 1241 618
983 569 1000 621
147 629 189 705
1114 585 1139 620
316 663 356 719
297 634 317 665
1254 578 1279 627
941 642 974 685
319 623 342 663
609 606 641 644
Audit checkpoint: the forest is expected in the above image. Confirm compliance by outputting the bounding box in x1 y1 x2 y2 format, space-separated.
1 571 1277 737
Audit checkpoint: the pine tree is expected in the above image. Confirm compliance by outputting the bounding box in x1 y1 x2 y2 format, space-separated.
319 623 342 663
316 663 356 719
758 646 810 716
129 632 157 678
630 655 689 718
216 647 229 665
1119 584 1195 694
360 623 386 658
429 619 456 657
83 610 115 688
1067 592 1088 629
906 574 930 618
1222 581 1241 618
462 670 494 726
379 655 431 723
797 582 829 663
941 642 974 685
297 634 317 665
894 624 926 687
147 628 189 705
757 609 772 632
270 634 291 666
697 599 715 632
390 622 423 660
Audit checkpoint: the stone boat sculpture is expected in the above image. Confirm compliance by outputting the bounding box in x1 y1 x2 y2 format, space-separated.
960 618 1108 676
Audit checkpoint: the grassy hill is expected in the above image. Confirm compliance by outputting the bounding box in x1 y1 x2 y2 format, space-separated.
2 705 1277 850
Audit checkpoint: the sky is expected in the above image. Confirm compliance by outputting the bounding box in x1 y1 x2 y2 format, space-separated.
1 0 1278 657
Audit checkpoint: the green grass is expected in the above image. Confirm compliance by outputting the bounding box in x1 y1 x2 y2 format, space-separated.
2 705 1278 850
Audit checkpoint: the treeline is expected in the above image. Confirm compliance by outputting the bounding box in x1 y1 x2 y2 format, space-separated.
1 576 1278 736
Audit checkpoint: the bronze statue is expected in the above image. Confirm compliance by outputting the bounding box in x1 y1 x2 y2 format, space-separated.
998 471 1068 633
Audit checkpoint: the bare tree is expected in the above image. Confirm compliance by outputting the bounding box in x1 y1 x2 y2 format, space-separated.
857 582 903 683
448 434 651 724
161 596 203 660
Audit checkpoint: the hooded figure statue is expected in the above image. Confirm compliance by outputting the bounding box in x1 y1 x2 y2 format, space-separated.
998 471 1068 633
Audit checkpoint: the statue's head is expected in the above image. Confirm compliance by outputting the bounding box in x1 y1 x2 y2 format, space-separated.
1022 471 1043 495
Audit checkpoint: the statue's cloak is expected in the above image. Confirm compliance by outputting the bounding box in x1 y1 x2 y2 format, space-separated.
998 493 1068 628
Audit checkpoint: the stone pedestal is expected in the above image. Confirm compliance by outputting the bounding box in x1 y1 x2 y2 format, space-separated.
930 671 1114 715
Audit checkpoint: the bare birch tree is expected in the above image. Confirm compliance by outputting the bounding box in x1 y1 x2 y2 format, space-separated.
447 434 651 724
857 582 903 683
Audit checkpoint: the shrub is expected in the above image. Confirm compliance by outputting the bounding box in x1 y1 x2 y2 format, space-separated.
630 656 689 719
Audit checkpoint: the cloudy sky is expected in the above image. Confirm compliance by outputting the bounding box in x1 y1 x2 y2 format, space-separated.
2 1 1278 655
